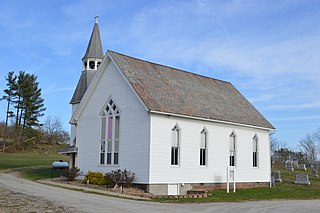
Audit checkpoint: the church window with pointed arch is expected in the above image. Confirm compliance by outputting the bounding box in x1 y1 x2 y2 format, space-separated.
171 125 180 166
200 128 208 166
100 97 120 165
229 131 236 167
253 134 258 167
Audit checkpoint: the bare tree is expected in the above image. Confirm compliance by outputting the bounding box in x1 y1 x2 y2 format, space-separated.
270 132 287 155
270 132 278 156
299 132 319 164
315 128 320 144
43 115 69 144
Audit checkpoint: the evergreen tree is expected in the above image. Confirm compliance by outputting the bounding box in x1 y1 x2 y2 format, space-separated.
2 71 46 144
1 71 17 152
21 73 46 129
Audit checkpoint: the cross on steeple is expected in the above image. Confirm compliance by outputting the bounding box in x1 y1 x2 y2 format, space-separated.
95 16 99 24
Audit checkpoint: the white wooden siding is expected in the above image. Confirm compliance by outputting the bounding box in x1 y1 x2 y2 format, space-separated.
149 113 270 184
76 60 150 183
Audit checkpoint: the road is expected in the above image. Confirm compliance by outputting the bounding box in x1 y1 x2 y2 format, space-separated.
0 172 319 213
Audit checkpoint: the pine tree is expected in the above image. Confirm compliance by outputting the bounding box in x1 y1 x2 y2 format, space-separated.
2 71 46 145
21 73 46 129
1 71 17 152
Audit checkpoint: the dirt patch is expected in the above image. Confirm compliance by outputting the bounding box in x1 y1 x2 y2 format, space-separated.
0 186 75 213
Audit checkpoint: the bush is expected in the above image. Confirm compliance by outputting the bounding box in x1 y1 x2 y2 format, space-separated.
83 169 135 187
63 167 80 181
104 172 114 187
82 171 107 185
106 169 135 187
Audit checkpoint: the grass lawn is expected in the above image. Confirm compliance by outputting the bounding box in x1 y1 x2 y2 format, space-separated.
155 166 320 203
0 152 67 180
2 153 320 202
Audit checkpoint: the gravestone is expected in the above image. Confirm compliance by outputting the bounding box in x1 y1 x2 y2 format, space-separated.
271 171 282 183
293 160 299 168
271 176 276 187
311 169 318 177
294 174 310 185
285 161 294 171
298 164 307 171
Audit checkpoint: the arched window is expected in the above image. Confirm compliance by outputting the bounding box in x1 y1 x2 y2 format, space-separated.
253 134 258 167
100 97 120 165
200 128 208 166
229 131 236 167
171 125 180 166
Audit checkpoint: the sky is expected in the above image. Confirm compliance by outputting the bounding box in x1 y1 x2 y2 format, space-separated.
0 0 319 149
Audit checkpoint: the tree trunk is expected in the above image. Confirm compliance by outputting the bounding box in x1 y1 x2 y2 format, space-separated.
3 88 12 153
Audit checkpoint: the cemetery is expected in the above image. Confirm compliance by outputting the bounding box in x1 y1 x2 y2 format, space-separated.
154 163 320 202
294 174 310 185
274 161 318 187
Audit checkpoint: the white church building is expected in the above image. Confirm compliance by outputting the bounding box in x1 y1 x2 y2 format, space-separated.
61 18 275 195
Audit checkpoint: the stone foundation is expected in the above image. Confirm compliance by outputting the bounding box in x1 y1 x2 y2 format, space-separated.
192 182 269 191
135 182 270 195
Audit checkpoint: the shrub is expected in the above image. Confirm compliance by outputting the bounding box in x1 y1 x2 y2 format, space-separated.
121 169 135 187
63 167 80 181
106 169 135 187
83 171 107 185
104 172 114 187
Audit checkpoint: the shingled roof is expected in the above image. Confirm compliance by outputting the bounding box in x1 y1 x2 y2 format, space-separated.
82 23 103 60
70 72 87 104
71 21 103 104
109 51 274 129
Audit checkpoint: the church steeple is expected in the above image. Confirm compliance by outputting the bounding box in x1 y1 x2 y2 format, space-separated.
82 16 103 71
70 17 104 104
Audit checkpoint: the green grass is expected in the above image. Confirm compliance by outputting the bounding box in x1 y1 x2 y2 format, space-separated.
155 166 320 203
0 152 66 170
2 153 320 202
0 152 67 180
20 166 64 180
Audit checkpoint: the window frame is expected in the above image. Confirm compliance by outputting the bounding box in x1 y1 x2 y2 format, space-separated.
200 128 208 166
253 134 259 168
171 125 181 166
99 97 120 166
229 131 236 167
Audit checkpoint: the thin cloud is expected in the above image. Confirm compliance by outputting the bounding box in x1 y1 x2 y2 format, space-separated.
272 115 320 121
44 84 75 95
266 101 320 111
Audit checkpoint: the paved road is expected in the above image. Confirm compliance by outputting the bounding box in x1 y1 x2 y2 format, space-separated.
0 172 319 213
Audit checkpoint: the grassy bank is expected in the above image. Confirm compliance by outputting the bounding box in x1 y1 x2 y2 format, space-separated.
0 152 67 180
155 166 320 202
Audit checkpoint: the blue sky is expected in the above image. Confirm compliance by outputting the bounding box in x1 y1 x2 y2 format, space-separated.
0 0 319 149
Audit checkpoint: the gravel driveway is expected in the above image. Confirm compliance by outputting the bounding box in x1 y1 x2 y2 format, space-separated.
0 172 319 213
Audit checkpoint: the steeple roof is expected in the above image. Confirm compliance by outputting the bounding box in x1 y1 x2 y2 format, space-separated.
82 22 103 60
71 19 104 104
